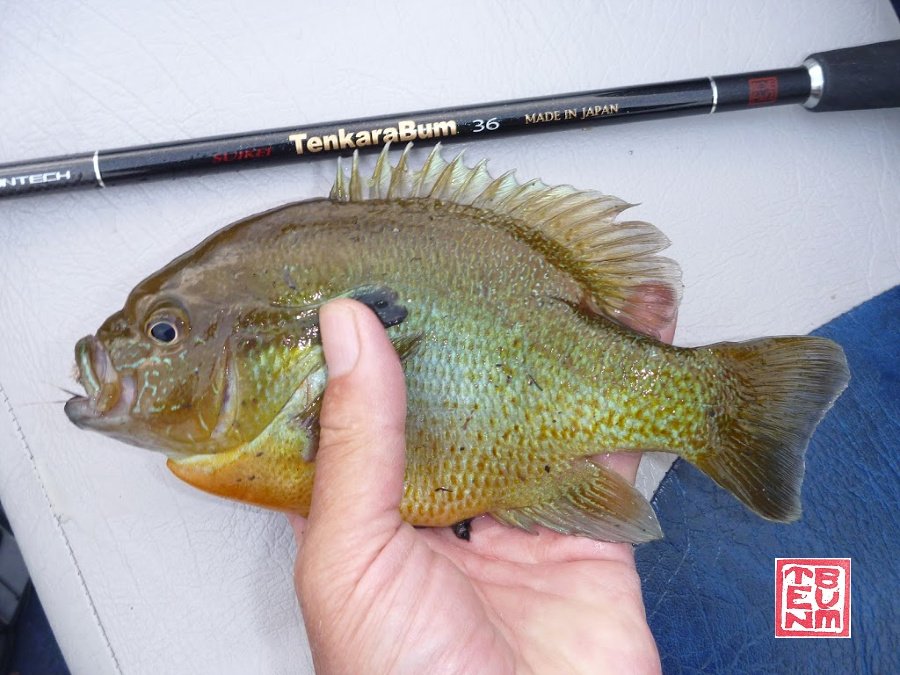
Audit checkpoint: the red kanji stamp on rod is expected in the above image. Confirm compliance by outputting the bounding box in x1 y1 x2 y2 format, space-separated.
775 558 851 638
748 76 779 105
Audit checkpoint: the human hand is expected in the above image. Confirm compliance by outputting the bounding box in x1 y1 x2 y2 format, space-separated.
290 299 667 674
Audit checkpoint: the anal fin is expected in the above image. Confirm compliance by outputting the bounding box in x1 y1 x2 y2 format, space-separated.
491 458 662 543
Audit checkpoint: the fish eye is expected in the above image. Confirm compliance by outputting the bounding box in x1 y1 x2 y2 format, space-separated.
144 306 189 346
149 320 178 344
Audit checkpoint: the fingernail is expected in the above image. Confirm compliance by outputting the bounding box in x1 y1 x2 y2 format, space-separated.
320 301 360 378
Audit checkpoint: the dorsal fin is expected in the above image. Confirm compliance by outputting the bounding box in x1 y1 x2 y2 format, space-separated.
330 144 682 338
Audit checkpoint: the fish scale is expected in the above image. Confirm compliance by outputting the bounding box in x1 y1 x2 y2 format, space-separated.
65 145 849 543
395 243 711 526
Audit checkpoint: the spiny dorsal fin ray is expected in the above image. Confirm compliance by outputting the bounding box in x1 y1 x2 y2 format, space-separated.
331 143 682 338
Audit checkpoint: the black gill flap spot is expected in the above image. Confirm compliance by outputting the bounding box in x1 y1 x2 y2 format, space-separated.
351 284 408 328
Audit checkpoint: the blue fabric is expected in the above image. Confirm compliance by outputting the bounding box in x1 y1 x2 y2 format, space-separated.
636 286 899 674
10 587 69 675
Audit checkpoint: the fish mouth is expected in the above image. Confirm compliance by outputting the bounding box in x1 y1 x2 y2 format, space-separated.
65 336 136 429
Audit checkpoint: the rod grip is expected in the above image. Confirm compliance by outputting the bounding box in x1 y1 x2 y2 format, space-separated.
806 40 900 112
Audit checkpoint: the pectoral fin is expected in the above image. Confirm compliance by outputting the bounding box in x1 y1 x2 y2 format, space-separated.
389 332 425 362
491 457 662 543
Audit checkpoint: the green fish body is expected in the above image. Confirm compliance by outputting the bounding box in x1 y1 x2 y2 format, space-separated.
65 146 849 542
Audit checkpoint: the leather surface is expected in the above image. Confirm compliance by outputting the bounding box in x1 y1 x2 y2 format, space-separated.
1 2 899 673
636 286 900 674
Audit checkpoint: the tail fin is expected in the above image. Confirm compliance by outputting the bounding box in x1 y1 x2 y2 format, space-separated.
695 336 849 522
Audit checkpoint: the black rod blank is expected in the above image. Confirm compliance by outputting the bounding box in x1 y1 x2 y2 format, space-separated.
1 40 897 200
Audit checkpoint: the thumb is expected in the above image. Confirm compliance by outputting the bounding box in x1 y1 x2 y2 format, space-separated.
302 298 407 554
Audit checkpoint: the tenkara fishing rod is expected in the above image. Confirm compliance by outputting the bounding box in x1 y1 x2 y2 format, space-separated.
2 40 898 199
